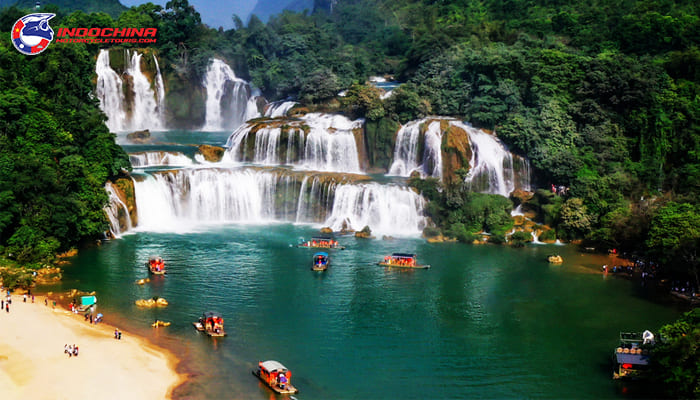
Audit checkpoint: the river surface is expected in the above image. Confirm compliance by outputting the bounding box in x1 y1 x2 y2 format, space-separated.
54 225 679 399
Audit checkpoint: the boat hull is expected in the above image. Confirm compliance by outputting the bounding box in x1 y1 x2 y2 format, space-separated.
377 262 430 269
298 244 345 250
252 370 298 394
192 321 226 336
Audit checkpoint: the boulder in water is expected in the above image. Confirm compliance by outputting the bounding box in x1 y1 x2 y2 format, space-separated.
197 144 225 162
354 225 373 239
320 227 333 234
127 129 151 143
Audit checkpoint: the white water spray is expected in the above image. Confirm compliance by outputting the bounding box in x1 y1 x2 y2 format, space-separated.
202 58 250 131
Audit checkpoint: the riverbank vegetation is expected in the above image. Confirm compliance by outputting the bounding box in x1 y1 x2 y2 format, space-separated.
0 0 698 293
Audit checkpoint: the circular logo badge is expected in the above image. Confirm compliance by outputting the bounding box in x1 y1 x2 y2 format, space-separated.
11 13 56 55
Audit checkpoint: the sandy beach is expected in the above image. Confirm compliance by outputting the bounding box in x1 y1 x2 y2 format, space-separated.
0 294 185 399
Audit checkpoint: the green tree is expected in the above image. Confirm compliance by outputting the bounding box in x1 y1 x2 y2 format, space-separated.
649 309 700 398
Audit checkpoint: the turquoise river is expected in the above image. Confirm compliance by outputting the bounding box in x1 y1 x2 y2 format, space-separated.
53 225 681 399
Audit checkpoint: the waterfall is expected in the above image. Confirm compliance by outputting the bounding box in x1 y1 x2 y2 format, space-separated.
95 50 126 132
245 94 262 121
388 120 423 176
127 51 163 130
104 182 132 237
202 58 250 131
129 151 194 168
388 118 531 196
95 49 165 132
531 231 543 244
131 167 425 235
324 183 427 236
460 122 531 197
264 101 297 118
153 55 166 125
387 118 444 179
224 113 362 173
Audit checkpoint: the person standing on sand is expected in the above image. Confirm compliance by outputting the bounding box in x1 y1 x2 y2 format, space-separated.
23 294 26 303
5 303 8 313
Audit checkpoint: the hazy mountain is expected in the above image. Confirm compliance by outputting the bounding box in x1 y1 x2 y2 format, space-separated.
0 0 127 18
249 0 314 22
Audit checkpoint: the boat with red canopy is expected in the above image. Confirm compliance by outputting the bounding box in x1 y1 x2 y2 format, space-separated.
146 256 166 275
378 253 430 269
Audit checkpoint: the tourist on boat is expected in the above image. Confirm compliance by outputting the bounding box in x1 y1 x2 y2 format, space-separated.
279 373 288 389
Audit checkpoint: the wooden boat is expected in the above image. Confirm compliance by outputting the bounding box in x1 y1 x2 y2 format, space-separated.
146 256 166 275
311 252 330 271
612 331 654 380
378 253 430 269
193 311 226 337
252 360 298 394
298 236 345 250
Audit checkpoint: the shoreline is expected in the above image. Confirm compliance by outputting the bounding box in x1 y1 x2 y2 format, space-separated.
0 292 187 399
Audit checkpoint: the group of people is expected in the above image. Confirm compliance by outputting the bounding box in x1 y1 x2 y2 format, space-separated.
550 184 569 196
385 256 416 266
64 344 79 357
114 329 122 340
305 239 340 248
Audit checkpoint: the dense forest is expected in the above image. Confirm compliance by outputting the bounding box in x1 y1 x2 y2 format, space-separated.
0 0 698 286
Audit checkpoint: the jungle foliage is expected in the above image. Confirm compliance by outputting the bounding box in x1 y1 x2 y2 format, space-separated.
0 29 130 266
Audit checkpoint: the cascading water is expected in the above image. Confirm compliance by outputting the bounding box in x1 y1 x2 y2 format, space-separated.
153 56 166 124
387 118 445 179
324 183 427 236
95 49 165 132
95 50 126 132
104 182 132 237
202 58 250 131
129 152 194 168
131 168 425 235
388 120 423 176
224 113 363 173
264 101 297 118
459 121 531 196
388 118 531 196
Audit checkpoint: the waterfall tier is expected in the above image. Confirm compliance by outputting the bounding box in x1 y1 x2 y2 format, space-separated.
129 151 194 168
202 58 253 131
264 101 297 118
132 167 424 235
224 113 364 173
95 49 165 132
388 117 531 196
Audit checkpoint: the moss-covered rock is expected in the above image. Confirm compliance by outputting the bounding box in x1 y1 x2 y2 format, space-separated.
112 177 138 227
364 117 399 172
440 120 472 185
197 145 226 162
126 129 151 143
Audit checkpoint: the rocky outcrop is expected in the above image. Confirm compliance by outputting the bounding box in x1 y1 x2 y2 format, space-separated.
355 225 373 239
112 177 138 227
126 129 151 143
197 145 226 162
440 120 472 185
